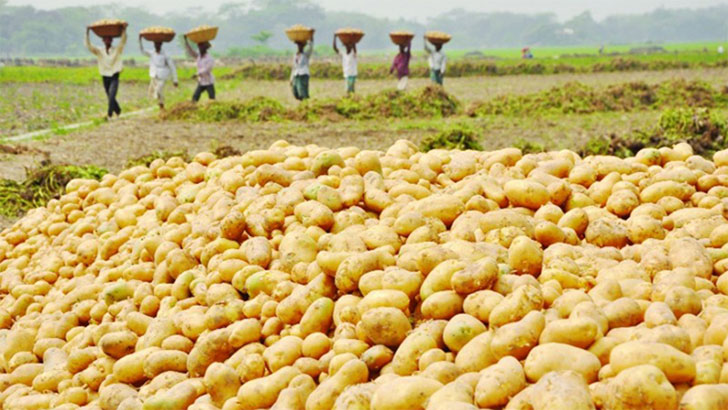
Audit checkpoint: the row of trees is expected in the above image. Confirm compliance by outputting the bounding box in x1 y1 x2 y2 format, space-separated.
2 0 728 57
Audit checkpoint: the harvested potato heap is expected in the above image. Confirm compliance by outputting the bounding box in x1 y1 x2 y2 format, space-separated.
5 140 728 409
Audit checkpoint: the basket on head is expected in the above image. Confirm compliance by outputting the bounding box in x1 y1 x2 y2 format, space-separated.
140 26 176 43
425 31 452 46
390 30 414 46
89 19 127 38
285 24 314 43
186 25 218 44
336 28 364 47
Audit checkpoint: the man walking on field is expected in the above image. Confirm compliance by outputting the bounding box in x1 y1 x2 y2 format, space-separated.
184 37 215 102
333 34 357 94
139 35 178 110
85 25 127 120
390 41 411 91
424 36 446 86
291 32 314 101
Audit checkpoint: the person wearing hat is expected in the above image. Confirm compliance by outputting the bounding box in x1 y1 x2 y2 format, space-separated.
424 36 446 86
85 25 127 120
333 34 357 94
291 31 315 101
139 35 178 110
390 41 411 91
183 37 215 102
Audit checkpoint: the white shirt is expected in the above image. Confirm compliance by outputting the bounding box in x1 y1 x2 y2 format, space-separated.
292 40 314 77
140 41 177 83
85 30 127 77
428 50 447 73
340 49 357 78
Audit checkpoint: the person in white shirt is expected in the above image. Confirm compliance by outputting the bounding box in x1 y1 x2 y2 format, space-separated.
139 35 178 110
85 25 127 120
291 32 314 101
424 36 447 86
332 34 357 94
183 37 215 102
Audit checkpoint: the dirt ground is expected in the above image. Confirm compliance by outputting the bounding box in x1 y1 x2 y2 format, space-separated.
4 67 728 137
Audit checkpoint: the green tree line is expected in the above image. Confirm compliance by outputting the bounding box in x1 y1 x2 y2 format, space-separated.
2 0 728 57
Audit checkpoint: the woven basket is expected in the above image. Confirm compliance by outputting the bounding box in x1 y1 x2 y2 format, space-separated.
186 26 218 44
286 25 314 43
390 31 414 46
336 28 364 46
425 31 452 46
140 27 176 43
90 19 127 38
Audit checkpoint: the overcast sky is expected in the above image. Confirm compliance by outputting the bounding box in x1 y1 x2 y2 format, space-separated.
8 0 728 21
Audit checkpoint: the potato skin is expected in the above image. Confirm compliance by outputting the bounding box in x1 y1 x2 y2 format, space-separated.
609 341 696 383
370 376 444 410
474 356 526 408
524 343 601 383
358 307 411 347
604 365 678 410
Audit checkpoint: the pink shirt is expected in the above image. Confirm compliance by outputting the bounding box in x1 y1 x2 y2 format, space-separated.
391 51 411 78
197 54 215 86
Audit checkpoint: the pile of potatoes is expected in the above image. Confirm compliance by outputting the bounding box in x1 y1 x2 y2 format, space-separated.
6 140 728 409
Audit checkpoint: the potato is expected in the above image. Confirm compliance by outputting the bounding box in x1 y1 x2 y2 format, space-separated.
602 364 678 409
263 335 303 372
443 314 486 352
271 374 316 410
143 350 188 379
370 376 443 410
524 343 601 383
490 310 545 360
203 363 240 406
392 333 438 376
332 383 377 410
609 341 696 383
143 378 205 410
474 356 526 408
526 370 594 410
99 331 138 359
489 284 543 327
454 331 497 373
307 359 368 410
508 236 543 276
539 317 600 349
236 366 301 409
359 307 411 347
679 384 728 410
504 180 550 210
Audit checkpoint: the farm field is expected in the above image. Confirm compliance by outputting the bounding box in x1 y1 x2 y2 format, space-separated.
7 7 728 406
2 61 727 228
3 66 728 137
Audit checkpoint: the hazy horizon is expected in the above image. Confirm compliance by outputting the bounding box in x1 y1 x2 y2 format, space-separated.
8 0 728 21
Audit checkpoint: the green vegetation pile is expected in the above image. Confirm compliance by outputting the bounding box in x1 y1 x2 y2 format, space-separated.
0 164 107 218
468 80 726 116
163 86 460 122
420 123 483 152
582 108 728 158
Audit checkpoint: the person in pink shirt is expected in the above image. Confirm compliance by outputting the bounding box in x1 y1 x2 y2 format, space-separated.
390 41 411 91
183 37 215 102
